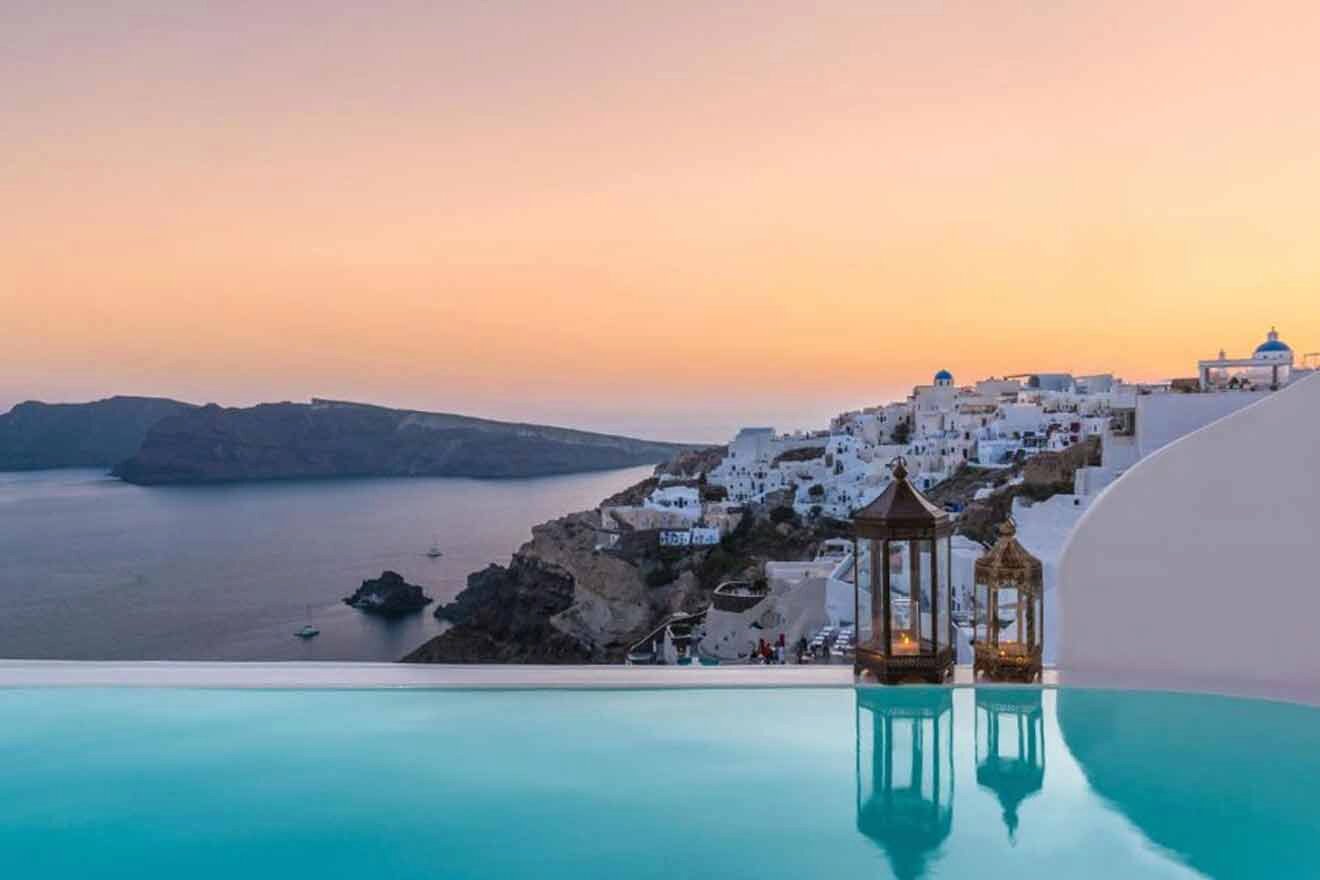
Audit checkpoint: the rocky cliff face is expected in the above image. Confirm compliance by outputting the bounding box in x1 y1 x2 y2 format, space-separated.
0 396 195 470
1023 436 1101 486
402 553 595 663
943 437 1102 546
402 510 709 663
113 399 696 484
402 486 848 664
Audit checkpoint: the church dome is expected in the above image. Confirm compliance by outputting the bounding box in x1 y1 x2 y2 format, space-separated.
1254 327 1292 358
934 369 953 385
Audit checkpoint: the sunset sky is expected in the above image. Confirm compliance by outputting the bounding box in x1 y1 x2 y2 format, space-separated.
4 1 1320 442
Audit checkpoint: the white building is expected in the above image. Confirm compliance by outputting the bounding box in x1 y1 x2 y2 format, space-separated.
1060 373 1320 698
643 485 701 519
709 329 1308 524
1197 327 1296 390
1071 329 1314 499
728 427 775 463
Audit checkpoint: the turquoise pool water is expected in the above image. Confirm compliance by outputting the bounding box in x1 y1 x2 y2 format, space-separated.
1 687 1317 879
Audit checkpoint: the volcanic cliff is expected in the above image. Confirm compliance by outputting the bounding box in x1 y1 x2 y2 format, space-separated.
113 399 696 484
0 396 195 470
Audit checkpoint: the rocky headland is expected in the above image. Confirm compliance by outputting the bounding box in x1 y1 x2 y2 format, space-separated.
402 483 847 663
343 571 434 616
0 396 195 470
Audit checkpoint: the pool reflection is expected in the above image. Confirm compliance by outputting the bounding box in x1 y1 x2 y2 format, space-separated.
1057 688 1320 879
853 686 1320 878
974 689 1045 841
854 688 954 880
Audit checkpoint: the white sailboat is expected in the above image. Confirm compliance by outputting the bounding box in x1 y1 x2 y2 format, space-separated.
295 605 319 639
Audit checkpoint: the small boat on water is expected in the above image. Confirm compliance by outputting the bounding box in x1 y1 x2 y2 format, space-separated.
295 605 319 639
426 539 443 559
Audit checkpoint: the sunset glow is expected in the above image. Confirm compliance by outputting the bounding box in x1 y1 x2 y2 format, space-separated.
5 1 1320 440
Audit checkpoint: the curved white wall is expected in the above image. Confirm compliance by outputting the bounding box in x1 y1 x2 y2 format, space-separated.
1059 375 1320 696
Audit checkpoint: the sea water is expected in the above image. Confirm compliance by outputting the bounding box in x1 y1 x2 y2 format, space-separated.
0 466 651 660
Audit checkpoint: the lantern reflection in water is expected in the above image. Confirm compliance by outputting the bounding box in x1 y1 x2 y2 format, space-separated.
975 688 1045 841
855 688 954 880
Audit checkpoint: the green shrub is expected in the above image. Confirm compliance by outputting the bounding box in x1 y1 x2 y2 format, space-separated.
645 566 678 588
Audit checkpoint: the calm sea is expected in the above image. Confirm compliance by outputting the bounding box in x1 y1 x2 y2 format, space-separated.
0 466 651 661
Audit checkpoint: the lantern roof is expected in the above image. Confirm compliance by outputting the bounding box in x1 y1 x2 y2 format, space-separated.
853 459 953 539
977 760 1044 840
974 520 1043 588
857 800 952 880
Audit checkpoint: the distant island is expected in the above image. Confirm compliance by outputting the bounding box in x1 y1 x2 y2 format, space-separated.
112 398 697 484
0 396 697 483
0 396 195 470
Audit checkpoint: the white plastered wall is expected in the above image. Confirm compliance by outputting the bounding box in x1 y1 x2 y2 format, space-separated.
1059 375 1320 696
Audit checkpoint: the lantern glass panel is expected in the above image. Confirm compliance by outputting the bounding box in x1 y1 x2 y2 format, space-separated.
997 585 1021 648
918 540 933 647
856 539 874 650
889 540 934 654
974 579 989 644
1034 591 1043 652
935 537 950 650
888 539 909 593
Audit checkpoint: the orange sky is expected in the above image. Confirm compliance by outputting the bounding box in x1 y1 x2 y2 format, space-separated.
4 1 1320 441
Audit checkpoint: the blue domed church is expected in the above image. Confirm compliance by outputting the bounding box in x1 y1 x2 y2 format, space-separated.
1254 327 1293 361
1198 327 1296 390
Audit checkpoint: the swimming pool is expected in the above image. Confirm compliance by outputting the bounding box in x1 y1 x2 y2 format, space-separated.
1 686 1316 879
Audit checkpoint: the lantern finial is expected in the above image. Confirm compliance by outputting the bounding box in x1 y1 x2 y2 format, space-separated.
889 456 908 481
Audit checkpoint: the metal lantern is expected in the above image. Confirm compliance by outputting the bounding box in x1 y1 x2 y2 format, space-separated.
852 459 955 684
972 520 1044 682
975 689 1045 841
856 688 954 880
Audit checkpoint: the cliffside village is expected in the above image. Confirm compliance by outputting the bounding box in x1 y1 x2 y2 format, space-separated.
602 328 1314 666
